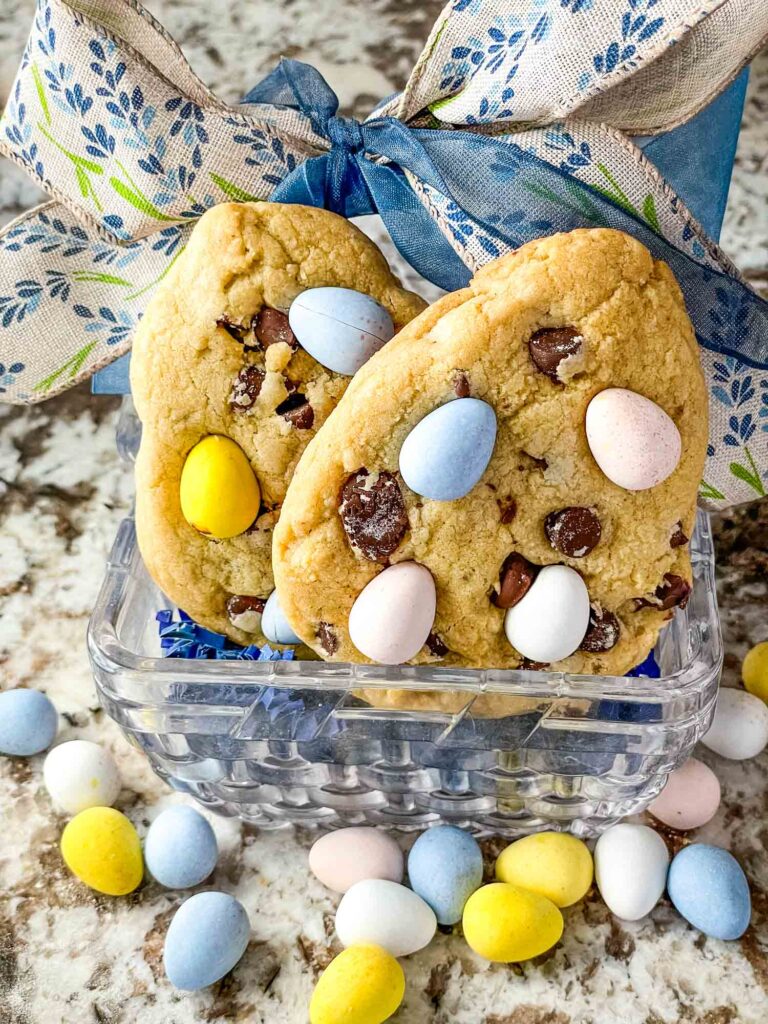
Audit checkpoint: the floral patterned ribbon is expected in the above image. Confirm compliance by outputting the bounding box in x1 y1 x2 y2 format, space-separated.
0 0 767 508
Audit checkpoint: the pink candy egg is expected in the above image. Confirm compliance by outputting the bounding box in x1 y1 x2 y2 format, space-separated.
309 827 404 893
647 757 721 830
348 562 436 664
585 388 681 491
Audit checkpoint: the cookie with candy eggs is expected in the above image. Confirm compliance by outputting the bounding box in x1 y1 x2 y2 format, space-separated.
273 228 708 686
131 203 426 645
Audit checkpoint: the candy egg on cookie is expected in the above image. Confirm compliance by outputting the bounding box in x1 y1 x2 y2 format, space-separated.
288 287 395 375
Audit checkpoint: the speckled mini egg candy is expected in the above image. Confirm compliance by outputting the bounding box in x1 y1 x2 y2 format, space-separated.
348 561 436 664
462 882 563 962
309 827 404 894
289 287 395 376
335 879 436 957
504 564 590 663
398 398 497 501
701 687 768 760
407 825 483 925
179 435 260 539
743 641 768 703
262 589 301 645
145 805 218 889
164 890 250 990
495 832 593 907
594 823 669 921
60 807 143 896
585 388 681 490
0 688 58 756
309 944 405 1024
647 758 721 830
667 844 751 940
43 740 121 815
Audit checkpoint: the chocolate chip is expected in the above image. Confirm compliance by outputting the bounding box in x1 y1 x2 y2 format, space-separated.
230 364 265 410
528 326 583 382
519 658 549 670
492 553 537 609
316 621 338 655
276 392 314 429
636 573 692 611
670 521 689 548
339 469 409 561
453 371 470 398
580 605 620 653
216 314 259 351
498 498 517 524
226 594 266 631
255 308 297 350
544 507 601 558
426 632 449 657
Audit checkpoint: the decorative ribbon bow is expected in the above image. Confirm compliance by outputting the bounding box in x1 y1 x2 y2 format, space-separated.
1 0 767 508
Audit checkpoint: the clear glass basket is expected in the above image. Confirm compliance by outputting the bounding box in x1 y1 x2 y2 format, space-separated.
88 508 722 838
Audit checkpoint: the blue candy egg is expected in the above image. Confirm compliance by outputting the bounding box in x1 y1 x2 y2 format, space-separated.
288 287 394 376
667 844 751 940
407 825 483 925
262 590 301 645
145 806 218 889
0 689 58 756
399 398 497 501
164 891 251 990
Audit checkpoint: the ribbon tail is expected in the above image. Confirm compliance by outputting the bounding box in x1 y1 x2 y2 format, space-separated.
242 59 340 134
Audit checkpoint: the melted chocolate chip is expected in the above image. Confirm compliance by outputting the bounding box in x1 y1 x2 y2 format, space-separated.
670 521 689 548
339 469 409 561
519 658 549 671
216 314 259 351
635 573 692 611
225 594 266 631
254 308 297 350
528 326 583 382
544 507 601 558
453 371 470 398
425 632 449 658
230 364 265 410
498 498 517 524
492 553 537 609
580 605 621 653
316 621 338 655
276 392 314 429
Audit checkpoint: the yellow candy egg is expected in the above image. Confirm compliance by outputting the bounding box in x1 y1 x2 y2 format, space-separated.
462 883 563 963
179 435 261 539
743 642 768 704
61 807 143 896
495 832 593 907
309 944 404 1024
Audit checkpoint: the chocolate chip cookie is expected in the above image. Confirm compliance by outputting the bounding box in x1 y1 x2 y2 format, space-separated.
131 202 426 644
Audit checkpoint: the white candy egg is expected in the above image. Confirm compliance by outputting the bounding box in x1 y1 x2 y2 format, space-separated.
348 562 436 664
594 823 669 921
504 564 589 663
43 740 121 815
585 388 681 491
701 687 768 760
288 287 394 376
335 879 437 957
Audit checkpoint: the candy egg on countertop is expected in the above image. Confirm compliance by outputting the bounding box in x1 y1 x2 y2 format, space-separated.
145 805 218 889
398 398 497 501
288 287 395 376
262 589 301 645
462 883 563 963
407 825 483 925
43 740 121 815
647 758 721 831
0 688 57 756
495 832 593 908
179 435 260 539
348 561 436 664
309 827 404 893
594 823 669 921
309 944 405 1024
504 564 590 663
60 807 143 896
335 879 436 957
585 388 681 491
164 890 250 990
743 641 768 703
667 844 751 940
701 687 768 760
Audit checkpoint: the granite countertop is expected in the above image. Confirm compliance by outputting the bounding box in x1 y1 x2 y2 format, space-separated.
1 2 767 1021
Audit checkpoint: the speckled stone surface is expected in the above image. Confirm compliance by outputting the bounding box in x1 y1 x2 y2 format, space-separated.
1 2 767 1022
